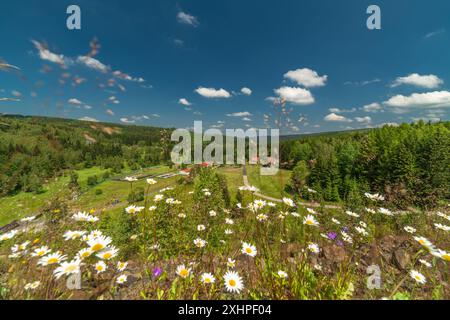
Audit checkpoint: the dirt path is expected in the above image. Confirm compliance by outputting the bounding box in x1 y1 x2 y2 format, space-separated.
242 165 341 209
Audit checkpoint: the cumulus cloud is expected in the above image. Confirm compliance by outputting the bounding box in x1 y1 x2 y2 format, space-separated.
68 98 83 106
31 40 70 67
274 86 315 105
195 87 231 98
179 98 192 106
79 116 99 122
120 117 136 124
284 68 327 88
227 111 252 117
362 102 383 113
384 91 450 108
177 11 199 27
324 113 352 122
241 87 252 95
77 56 109 73
355 116 372 124
391 73 443 89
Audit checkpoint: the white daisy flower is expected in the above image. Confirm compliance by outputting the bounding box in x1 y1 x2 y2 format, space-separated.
117 261 128 272
38 252 67 266
227 258 236 268
77 248 93 260
307 243 320 254
241 242 257 257
31 246 51 257
87 235 112 252
200 272 216 284
116 274 128 284
146 178 157 185
194 238 207 248
125 205 144 214
282 197 295 207
223 271 244 294
409 270 426 284
303 215 319 227
94 261 107 274
53 259 81 279
176 265 191 278
96 246 119 260
277 270 288 279
346 210 360 218
197 224 206 232
0 230 19 241
404 226 416 234
63 230 87 241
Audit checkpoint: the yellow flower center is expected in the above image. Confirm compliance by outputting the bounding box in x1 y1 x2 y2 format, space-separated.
419 239 425 245
246 248 252 254
442 254 450 262
229 279 236 287
306 220 313 225
66 265 77 272
38 251 45 256
96 266 103 271
204 278 211 283
103 253 112 259
180 269 189 277
91 244 104 252
47 258 58 264
81 251 91 258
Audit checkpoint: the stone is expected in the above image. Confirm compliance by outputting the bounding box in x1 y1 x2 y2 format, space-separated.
393 249 410 270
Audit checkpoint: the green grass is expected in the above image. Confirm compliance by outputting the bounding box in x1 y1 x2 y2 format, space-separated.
0 165 174 226
246 165 291 198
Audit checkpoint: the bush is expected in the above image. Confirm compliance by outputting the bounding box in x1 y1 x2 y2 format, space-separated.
127 186 145 203
95 189 103 195
87 175 98 186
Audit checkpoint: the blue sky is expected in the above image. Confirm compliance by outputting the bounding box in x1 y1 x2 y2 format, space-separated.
0 0 449 134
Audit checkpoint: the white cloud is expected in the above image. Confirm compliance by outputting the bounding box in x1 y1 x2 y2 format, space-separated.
79 116 99 122
227 111 252 117
355 116 372 124
106 109 115 116
179 98 192 106
68 98 83 106
284 68 327 88
113 70 145 83
120 118 135 124
195 87 231 98
31 40 69 66
391 73 443 89
384 91 450 108
344 78 381 86
324 113 352 122
328 107 356 113
242 117 252 121
362 102 383 113
0 97 20 102
424 28 445 39
241 87 252 95
177 11 199 27
77 56 109 73
274 86 315 105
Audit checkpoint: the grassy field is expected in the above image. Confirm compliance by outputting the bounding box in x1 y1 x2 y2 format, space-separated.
246 165 291 198
0 166 174 226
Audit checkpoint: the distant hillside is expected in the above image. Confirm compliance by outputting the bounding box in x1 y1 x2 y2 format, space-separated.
0 114 173 196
